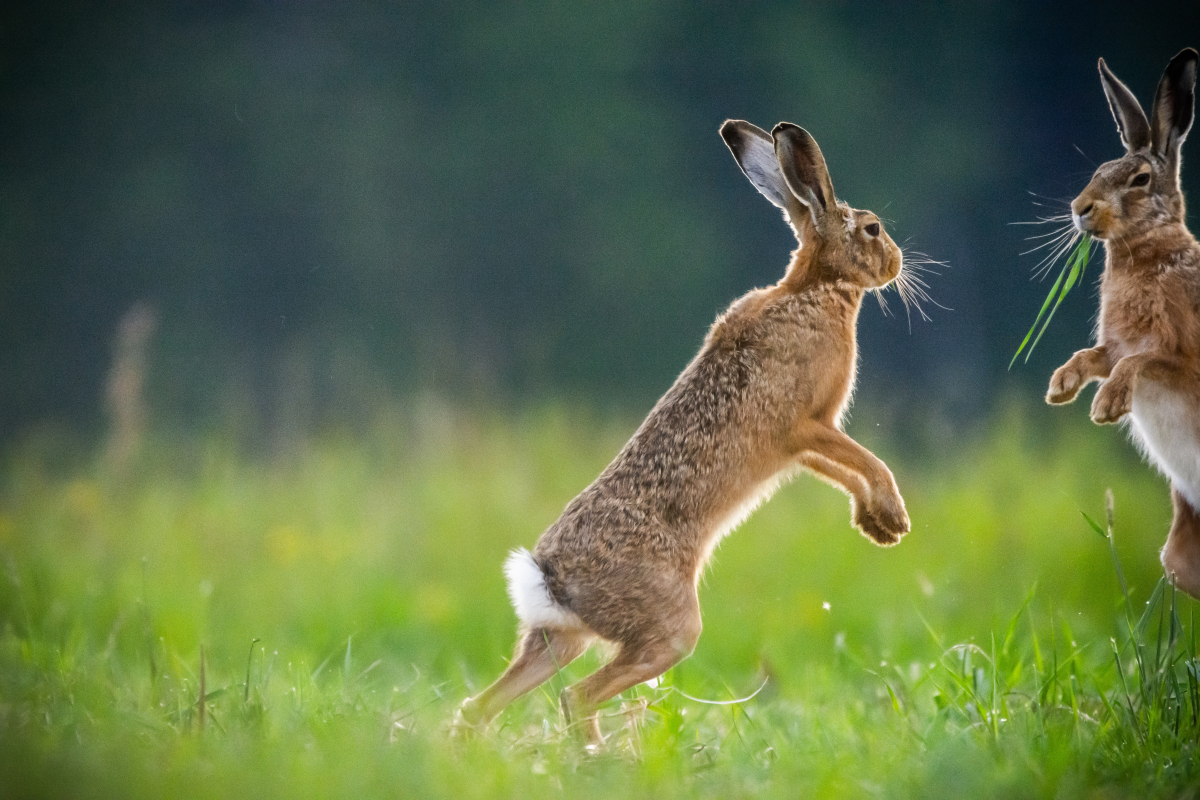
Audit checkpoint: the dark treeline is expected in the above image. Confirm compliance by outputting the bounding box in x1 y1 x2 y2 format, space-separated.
2 2 1198 442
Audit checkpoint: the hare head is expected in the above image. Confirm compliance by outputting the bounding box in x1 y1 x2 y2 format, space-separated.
1072 48 1198 241
720 120 903 291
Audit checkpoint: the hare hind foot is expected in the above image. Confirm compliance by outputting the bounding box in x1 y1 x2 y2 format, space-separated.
560 622 700 749
456 627 591 734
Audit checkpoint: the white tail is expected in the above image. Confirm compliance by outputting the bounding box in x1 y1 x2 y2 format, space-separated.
503 548 580 630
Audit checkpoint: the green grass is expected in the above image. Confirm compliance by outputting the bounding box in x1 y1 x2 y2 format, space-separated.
1011 232 1097 367
2 402 1199 798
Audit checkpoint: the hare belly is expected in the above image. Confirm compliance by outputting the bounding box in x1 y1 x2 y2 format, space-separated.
1130 381 1200 510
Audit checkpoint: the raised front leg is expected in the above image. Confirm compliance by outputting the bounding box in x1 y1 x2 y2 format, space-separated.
1092 353 1197 424
1047 345 1112 405
1090 352 1185 424
791 421 909 545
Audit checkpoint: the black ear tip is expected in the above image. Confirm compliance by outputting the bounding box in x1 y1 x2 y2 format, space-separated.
771 123 812 148
772 123 820 153
719 119 740 142
1164 48 1199 87
1179 48 1199 79
1167 47 1198 70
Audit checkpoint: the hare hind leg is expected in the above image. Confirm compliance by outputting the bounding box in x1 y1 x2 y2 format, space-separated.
457 626 591 730
560 607 702 746
1161 487 1200 600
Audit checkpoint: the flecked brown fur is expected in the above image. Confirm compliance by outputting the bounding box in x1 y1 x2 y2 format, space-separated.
1046 48 1200 596
455 121 910 746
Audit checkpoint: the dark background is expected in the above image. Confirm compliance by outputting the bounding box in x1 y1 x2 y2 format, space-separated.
3 1 1198 443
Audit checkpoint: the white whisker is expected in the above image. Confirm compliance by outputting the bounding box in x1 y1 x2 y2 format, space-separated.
886 245 952 327
1022 225 1077 241
1010 213 1072 226
1028 227 1082 280
903 260 947 275
1019 225 1076 256
874 288 892 317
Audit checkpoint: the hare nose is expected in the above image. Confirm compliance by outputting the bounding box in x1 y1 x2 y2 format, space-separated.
1071 201 1094 232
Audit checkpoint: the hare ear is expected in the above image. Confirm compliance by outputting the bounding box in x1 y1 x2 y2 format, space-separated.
1149 48 1198 161
720 120 790 209
772 123 835 226
1099 57 1151 153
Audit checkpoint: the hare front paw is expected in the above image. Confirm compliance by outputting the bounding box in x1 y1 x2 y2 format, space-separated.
1047 363 1084 404
1091 378 1132 424
853 494 909 546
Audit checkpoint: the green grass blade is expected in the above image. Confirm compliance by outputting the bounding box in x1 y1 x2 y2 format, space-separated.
1003 582 1038 657
990 631 999 736
1097 491 1136 624
1024 246 1085 362
244 638 261 704
1029 605 1044 695
1010 264 1068 368
1136 578 1168 642
1080 510 1106 539
1011 233 1093 367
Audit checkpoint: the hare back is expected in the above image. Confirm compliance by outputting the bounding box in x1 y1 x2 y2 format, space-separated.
1131 380 1200 510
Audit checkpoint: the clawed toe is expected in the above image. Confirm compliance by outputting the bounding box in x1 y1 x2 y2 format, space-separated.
1046 387 1076 405
1047 371 1081 405
854 505 906 546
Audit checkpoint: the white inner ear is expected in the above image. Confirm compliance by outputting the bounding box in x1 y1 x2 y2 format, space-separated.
737 137 790 209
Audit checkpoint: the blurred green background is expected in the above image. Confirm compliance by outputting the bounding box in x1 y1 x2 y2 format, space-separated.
6 4 1200 795
3 1 1198 441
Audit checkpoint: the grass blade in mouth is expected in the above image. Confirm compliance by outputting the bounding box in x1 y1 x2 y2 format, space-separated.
1010 233 1095 368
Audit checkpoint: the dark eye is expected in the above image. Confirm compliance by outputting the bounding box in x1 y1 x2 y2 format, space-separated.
864 222 880 237
1131 172 1151 187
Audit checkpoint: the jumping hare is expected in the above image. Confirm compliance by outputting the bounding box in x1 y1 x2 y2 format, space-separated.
1046 48 1200 595
455 121 911 746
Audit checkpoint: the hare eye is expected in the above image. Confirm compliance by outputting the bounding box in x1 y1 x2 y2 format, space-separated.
864 222 880 237
1131 172 1150 187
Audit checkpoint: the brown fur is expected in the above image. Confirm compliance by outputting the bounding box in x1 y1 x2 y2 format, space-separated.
1164 487 1200 598
454 121 910 746
1046 49 1200 595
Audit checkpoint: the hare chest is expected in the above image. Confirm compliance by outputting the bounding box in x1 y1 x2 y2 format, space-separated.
696 465 801 577
1130 380 1200 510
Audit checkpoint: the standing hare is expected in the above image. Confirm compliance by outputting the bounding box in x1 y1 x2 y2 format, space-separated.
455 121 910 746
1046 48 1200 595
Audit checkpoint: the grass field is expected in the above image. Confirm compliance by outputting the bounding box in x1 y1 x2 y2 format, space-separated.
3 400 1200 798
